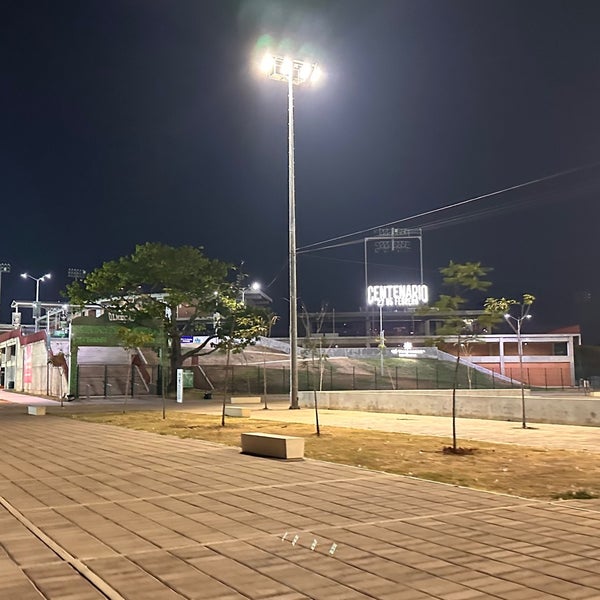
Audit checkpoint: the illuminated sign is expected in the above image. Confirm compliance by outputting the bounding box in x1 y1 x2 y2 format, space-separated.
367 284 429 307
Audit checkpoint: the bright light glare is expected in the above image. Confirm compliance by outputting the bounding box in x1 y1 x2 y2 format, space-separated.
44 273 51 280
251 281 261 291
298 62 312 81
281 58 293 75
21 273 27 278
310 65 323 84
260 53 274 73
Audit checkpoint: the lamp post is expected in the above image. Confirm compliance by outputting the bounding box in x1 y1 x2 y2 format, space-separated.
21 272 51 331
260 53 322 410
0 263 10 318
504 310 532 429
241 281 261 305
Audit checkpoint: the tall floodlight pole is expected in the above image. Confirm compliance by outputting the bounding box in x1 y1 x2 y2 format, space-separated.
0 263 11 318
260 53 322 410
21 272 51 332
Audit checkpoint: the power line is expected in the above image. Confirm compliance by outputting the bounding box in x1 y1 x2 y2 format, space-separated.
298 160 600 253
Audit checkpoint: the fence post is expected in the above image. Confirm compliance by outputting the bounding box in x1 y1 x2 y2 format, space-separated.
560 368 564 390
374 367 378 390
435 360 439 389
544 368 548 390
415 364 419 390
76 365 80 399
352 366 356 390
527 367 531 389
130 364 135 397
329 365 333 390
282 366 286 394
103 365 108 398
491 368 495 389
395 366 398 389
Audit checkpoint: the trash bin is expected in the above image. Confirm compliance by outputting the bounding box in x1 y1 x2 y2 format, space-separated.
203 392 212 400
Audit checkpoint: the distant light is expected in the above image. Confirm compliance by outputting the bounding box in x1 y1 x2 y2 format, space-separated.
526 314 533 319
250 281 261 291
503 313 510 319
43 273 51 280
21 273 27 279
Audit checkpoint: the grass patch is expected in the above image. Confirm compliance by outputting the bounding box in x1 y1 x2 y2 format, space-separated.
68 411 600 500
551 489 598 500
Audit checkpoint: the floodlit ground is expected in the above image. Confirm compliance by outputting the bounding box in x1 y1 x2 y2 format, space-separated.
70 411 600 501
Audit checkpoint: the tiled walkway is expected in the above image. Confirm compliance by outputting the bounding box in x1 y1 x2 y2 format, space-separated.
0 408 599 599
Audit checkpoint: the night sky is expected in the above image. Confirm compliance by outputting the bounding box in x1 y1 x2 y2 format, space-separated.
2 1 600 340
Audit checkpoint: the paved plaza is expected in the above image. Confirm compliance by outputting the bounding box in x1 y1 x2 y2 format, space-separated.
0 393 600 599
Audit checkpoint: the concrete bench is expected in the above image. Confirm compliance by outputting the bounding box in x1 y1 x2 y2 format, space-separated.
28 406 46 416
241 432 304 460
225 405 251 418
228 396 263 405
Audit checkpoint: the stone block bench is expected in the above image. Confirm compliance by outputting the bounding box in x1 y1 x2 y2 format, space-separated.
240 432 304 460
28 406 46 416
224 406 251 418
227 396 263 405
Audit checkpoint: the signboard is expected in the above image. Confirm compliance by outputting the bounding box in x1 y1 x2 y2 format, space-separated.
181 335 210 345
367 284 429 307
176 369 183 403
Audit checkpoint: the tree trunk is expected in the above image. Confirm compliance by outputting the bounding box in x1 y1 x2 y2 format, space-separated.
452 342 461 451
221 347 231 427
168 335 182 392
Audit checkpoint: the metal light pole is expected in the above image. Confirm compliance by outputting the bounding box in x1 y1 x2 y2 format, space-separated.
260 53 322 410
504 311 532 429
379 304 385 376
0 263 11 318
21 272 51 332
241 281 261 305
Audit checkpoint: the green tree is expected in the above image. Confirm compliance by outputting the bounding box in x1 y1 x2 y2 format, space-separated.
484 294 535 428
423 261 496 452
67 243 270 391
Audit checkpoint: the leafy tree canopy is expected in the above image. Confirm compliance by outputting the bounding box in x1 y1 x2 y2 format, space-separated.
67 243 270 386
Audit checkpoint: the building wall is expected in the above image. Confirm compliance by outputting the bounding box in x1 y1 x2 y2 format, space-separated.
0 329 68 397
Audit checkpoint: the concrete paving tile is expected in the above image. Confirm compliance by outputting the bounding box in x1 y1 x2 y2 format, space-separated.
86 555 186 599
23 563 107 600
2 411 600 599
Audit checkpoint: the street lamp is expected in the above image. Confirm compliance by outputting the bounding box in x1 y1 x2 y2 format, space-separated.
241 281 261 304
21 272 51 331
504 310 533 429
260 52 322 410
0 263 10 318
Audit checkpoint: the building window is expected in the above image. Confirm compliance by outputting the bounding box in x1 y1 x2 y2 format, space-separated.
553 342 568 356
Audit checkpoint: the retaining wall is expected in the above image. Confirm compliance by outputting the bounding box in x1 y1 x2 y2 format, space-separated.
298 389 600 426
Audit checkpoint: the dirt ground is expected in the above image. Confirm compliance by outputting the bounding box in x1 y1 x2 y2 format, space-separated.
69 411 600 501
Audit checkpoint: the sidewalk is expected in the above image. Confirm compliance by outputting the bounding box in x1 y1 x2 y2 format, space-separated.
2 389 599 453
0 392 599 598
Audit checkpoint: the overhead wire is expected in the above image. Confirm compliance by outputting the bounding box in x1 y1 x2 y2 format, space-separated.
297 160 600 254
